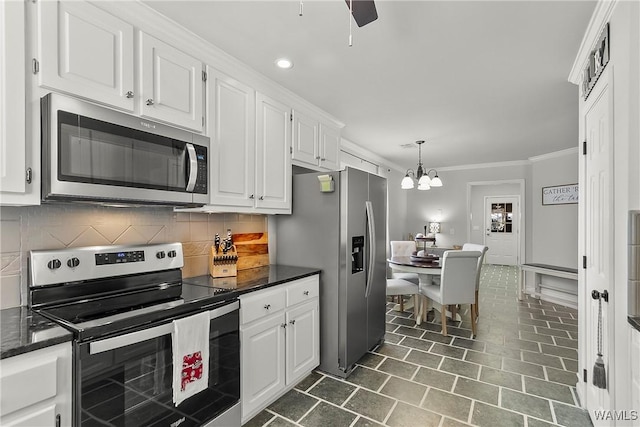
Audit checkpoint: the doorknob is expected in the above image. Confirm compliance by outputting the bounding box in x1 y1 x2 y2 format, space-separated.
591 289 609 302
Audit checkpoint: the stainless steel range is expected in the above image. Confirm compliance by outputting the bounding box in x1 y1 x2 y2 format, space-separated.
29 243 240 427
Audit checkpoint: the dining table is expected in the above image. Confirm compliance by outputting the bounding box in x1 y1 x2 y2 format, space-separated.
387 255 460 325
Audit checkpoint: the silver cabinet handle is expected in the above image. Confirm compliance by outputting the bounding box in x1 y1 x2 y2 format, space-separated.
321 158 326 161
146 99 154 106
125 91 134 98
303 290 309 296
264 304 271 310
289 319 296 325
259 196 264 200
249 194 255 199
315 156 321 160
281 323 287 328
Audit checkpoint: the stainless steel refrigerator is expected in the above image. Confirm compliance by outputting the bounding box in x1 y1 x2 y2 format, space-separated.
276 167 387 378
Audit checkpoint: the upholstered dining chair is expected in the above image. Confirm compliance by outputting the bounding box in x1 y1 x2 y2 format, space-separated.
462 243 489 316
389 241 419 285
386 278 420 317
419 250 482 336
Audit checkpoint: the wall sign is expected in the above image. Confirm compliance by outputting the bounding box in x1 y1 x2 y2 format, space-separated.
542 184 578 205
582 23 610 100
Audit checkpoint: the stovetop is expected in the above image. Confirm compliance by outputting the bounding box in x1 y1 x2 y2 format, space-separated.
29 243 236 342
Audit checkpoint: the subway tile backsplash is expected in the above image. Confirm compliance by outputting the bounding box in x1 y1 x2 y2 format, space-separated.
0 204 267 309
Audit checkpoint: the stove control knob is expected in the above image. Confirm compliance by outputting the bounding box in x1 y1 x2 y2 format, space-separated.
156 251 166 259
167 250 177 258
67 257 80 268
47 259 61 270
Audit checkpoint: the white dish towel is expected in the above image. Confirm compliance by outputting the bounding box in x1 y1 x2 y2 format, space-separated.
172 311 210 406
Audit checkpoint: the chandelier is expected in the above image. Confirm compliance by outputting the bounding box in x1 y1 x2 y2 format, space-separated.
401 140 443 190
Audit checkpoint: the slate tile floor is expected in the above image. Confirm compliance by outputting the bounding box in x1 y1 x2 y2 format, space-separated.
246 265 593 427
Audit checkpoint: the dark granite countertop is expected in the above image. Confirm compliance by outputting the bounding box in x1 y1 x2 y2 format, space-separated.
1 265 319 359
182 264 321 296
629 316 640 333
1 306 73 360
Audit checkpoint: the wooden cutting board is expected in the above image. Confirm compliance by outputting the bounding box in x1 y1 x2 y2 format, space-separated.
232 232 269 270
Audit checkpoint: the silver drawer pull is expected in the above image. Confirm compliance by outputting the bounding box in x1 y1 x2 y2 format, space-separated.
146 99 154 106
303 290 309 296
289 319 296 325
264 304 271 310
281 323 287 328
125 91 134 98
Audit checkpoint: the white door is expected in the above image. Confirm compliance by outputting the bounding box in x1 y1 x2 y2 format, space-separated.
583 70 612 419
319 123 341 170
0 0 26 195
484 196 519 265
241 313 285 420
255 93 292 211
140 32 203 132
208 67 255 208
285 300 319 386
38 1 134 111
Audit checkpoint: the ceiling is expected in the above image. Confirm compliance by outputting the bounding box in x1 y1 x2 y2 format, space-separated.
143 0 596 171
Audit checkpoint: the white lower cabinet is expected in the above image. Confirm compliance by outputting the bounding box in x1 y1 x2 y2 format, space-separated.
0 343 72 426
240 275 319 423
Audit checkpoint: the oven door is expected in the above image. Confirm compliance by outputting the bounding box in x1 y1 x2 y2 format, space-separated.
42 93 208 206
75 300 239 427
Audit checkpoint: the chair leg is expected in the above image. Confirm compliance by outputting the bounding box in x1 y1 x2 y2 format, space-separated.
470 304 477 336
475 289 479 316
413 294 419 320
451 304 457 320
441 308 448 336
400 295 404 312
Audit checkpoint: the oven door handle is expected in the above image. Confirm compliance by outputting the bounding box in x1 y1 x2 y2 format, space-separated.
89 301 239 355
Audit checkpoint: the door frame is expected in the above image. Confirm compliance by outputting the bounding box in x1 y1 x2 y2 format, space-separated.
466 179 526 266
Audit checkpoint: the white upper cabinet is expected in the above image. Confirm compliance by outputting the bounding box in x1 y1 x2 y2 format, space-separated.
0 0 27 197
319 123 341 170
292 110 319 166
291 109 341 171
38 0 135 111
255 93 292 212
208 67 255 208
140 32 203 132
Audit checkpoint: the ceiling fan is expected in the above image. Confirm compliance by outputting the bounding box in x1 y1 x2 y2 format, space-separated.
345 0 378 27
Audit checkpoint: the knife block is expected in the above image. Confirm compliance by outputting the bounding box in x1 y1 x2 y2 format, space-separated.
209 245 238 278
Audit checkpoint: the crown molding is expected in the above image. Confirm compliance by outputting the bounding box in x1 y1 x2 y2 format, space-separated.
436 159 531 172
568 0 618 84
529 147 579 162
340 139 406 173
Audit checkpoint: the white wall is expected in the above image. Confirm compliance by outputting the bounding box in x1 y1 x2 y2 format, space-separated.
530 151 579 268
405 163 529 249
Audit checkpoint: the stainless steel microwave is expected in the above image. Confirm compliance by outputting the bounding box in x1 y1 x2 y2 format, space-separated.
41 93 209 206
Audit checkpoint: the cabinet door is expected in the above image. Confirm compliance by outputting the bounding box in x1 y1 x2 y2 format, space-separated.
285 300 319 386
0 0 26 195
319 123 341 171
208 68 255 207
292 110 319 166
255 93 291 211
140 32 203 132
38 1 134 111
241 313 285 420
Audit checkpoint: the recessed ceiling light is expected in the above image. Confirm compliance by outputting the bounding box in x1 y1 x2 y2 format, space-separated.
275 58 293 69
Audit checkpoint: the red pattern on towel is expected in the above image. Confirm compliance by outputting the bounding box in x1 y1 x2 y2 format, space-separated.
181 351 203 391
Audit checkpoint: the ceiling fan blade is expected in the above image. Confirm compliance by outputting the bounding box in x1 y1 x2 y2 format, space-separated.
345 0 378 27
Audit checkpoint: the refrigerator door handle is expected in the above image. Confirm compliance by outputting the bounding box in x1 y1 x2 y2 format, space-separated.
365 200 376 297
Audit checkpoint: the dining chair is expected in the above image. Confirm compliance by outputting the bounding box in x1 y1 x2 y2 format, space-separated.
386 278 420 318
389 241 419 285
419 250 482 336
462 243 489 316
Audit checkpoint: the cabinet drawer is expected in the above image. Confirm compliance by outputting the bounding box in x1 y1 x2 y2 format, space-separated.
286 276 319 307
0 355 57 416
240 287 286 325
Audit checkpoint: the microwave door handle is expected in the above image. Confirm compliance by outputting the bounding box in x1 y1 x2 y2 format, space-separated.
185 143 198 192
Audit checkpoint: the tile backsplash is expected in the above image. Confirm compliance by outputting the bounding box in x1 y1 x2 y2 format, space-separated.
0 204 267 309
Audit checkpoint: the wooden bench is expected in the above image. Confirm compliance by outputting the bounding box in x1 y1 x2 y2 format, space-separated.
519 263 578 307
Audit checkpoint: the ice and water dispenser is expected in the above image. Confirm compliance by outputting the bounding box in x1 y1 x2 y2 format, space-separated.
352 236 364 273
